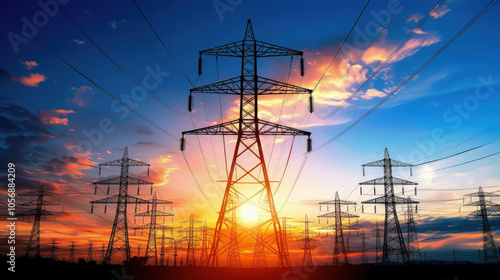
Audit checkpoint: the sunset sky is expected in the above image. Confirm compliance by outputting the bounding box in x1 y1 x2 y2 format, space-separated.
1 0 500 265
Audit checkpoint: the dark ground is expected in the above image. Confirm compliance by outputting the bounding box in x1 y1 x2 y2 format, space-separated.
3 255 499 280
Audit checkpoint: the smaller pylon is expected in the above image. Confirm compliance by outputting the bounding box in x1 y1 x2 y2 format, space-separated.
69 242 76 263
404 198 422 263
360 231 368 264
296 214 318 267
318 192 358 266
199 221 211 266
87 241 93 263
50 238 58 260
281 217 295 266
463 186 500 263
180 214 202 266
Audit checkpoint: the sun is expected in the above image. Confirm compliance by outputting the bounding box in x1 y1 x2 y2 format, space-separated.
240 204 259 222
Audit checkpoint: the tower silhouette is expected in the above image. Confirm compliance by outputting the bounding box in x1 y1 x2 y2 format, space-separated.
134 192 173 265
19 185 59 258
199 220 211 266
404 198 422 263
463 186 500 263
318 191 358 266
181 19 312 267
296 214 318 267
360 148 418 263
180 213 202 266
90 147 153 263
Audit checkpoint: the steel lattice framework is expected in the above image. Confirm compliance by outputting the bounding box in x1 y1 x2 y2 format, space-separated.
134 192 173 265
360 148 418 263
463 186 500 263
90 147 153 263
181 19 312 267
296 214 318 267
19 185 59 258
318 192 358 266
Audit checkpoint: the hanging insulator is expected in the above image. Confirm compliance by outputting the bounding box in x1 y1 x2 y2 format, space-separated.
147 166 150 177
410 166 413 176
362 205 364 213
308 95 314 113
300 56 305 77
188 94 193 112
374 187 376 195
107 185 110 195
150 185 153 195
307 138 312 152
360 187 363 195
374 205 376 213
415 187 417 196
94 185 97 195
318 218 321 224
416 205 418 214
98 166 101 176
135 204 138 213
198 55 202 76
180 137 186 151
91 204 94 214
147 203 150 213
402 186 404 195
459 207 461 213
320 205 322 211
363 166 365 176
104 204 107 214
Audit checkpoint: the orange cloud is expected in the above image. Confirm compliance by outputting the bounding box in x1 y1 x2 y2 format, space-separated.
11 73 47 87
21 60 39 69
407 13 423 23
431 5 451 19
70 85 94 107
38 108 75 126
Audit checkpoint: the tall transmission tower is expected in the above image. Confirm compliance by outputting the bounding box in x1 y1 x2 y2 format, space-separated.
296 214 318 267
18 185 59 258
134 192 173 265
318 191 358 266
463 186 500 263
281 217 294 266
87 241 93 263
181 19 313 267
90 147 153 263
180 213 202 266
404 197 422 263
360 148 418 263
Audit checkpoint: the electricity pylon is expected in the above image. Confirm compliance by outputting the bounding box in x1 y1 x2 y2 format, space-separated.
50 238 58 260
90 147 153 263
87 240 93 262
404 198 422 263
463 186 500 263
199 220 211 266
360 148 418 263
181 19 313 267
296 214 318 267
375 221 382 264
360 231 368 264
19 185 59 258
69 242 76 263
134 192 173 265
179 214 202 266
281 217 294 266
318 192 358 266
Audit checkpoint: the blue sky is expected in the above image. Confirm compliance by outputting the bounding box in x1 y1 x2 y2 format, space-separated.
1 0 500 264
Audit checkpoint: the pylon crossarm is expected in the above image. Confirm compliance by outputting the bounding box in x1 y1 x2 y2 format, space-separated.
362 159 412 168
90 195 150 204
20 200 60 207
468 210 500 217
258 119 311 136
200 41 244 57
183 119 240 136
254 40 303 57
191 77 241 94
135 210 173 217
255 77 312 95
319 200 356 205
362 195 420 204
318 212 359 219
464 200 500 207
93 176 153 185
17 209 55 216
200 40 302 58
359 176 418 185
134 224 173 230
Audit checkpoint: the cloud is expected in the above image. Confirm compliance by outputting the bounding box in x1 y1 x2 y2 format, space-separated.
72 39 85 45
431 5 451 19
38 109 75 126
359 88 386 100
407 13 423 23
70 85 94 107
21 60 39 70
11 73 47 87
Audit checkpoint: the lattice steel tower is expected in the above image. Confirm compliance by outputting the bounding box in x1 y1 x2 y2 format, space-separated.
404 197 422 263
134 192 173 265
179 213 202 266
318 191 358 266
360 148 418 263
90 147 153 263
19 185 59 258
463 186 500 263
181 19 313 267
296 214 318 267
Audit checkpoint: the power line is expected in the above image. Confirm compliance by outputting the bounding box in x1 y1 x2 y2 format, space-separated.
0 9 180 141
312 0 498 152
